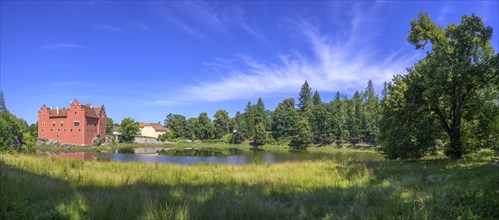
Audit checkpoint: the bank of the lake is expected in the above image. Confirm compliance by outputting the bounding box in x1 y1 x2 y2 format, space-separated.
33 141 379 154
1 150 497 219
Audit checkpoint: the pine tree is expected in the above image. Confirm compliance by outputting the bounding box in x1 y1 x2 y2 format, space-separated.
243 102 255 139
298 81 313 112
0 91 6 112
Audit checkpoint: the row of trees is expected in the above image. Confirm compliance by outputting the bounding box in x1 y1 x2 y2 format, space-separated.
164 80 383 148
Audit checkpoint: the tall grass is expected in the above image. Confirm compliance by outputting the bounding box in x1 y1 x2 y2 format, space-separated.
1 151 497 219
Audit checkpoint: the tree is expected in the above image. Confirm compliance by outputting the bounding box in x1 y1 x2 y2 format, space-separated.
253 122 267 146
329 92 349 146
106 117 114 134
0 91 6 112
347 91 364 144
230 130 245 144
291 117 313 149
213 110 231 139
379 76 441 159
362 80 381 144
164 113 186 138
298 81 313 112
271 102 287 141
254 98 268 128
197 112 214 140
405 12 497 158
243 101 255 138
184 118 200 140
119 117 139 143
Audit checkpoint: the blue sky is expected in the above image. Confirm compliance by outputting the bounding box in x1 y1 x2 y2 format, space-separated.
1 1 498 125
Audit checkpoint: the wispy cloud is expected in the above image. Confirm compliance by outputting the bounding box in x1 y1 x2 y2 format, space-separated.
41 43 84 50
437 5 454 23
152 1 267 42
166 2 419 103
92 23 126 32
131 22 152 31
48 82 96 87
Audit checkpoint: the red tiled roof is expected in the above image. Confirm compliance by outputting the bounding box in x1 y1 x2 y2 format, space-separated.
47 103 103 119
48 108 69 117
80 105 98 118
139 122 170 132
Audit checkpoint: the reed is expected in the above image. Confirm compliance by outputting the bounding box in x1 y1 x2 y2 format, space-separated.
1 150 497 219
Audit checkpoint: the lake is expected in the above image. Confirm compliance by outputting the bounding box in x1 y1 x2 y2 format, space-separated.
92 150 384 165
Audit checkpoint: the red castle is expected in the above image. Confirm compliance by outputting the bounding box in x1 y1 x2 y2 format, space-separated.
38 99 106 146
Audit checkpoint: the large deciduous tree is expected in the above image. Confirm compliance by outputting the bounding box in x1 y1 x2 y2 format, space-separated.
381 12 497 159
213 110 231 139
164 113 187 138
119 117 139 143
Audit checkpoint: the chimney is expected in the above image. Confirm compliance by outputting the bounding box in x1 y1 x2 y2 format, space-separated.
56 106 59 114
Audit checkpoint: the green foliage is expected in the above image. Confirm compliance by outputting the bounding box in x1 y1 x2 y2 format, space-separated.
253 122 267 146
1 153 497 219
164 114 187 139
0 111 25 152
213 110 231 139
184 118 200 140
243 102 255 139
197 112 215 140
230 130 245 144
298 80 313 112
362 80 380 144
291 117 313 149
116 147 135 154
158 132 175 142
106 117 114 134
254 98 269 129
379 76 441 159
118 117 139 143
0 91 6 112
21 132 36 151
271 98 299 141
401 12 497 158
329 92 350 145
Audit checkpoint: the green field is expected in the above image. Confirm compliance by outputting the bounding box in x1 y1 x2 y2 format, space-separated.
1 151 498 219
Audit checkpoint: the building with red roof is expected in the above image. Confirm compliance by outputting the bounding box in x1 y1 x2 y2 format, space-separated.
138 122 170 138
38 99 106 146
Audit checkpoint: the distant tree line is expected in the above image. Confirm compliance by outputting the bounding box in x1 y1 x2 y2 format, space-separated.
164 80 383 149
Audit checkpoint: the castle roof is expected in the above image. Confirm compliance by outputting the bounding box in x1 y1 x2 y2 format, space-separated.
46 102 104 119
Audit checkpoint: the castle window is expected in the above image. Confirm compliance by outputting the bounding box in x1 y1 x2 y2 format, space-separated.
58 129 60 132
70 129 73 132
42 122 45 127
61 122 64 126
75 111 77 115
53 122 56 126
56 135 59 138
79 129 81 132
42 129 45 132
64 129 66 132
74 121 80 126
50 129 53 132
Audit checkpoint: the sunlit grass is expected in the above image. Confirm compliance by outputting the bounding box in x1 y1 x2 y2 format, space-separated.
1 150 497 219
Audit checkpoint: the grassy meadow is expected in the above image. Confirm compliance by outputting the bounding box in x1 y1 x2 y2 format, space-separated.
1 151 498 219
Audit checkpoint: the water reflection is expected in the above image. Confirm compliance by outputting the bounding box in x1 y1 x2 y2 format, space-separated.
98 150 383 165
